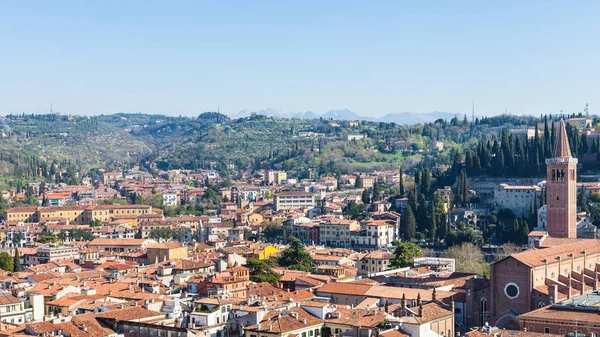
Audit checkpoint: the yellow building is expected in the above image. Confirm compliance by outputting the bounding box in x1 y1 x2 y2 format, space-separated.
248 213 264 225
146 241 188 263
4 207 39 223
266 170 287 185
38 206 89 224
248 245 280 260
5 205 155 226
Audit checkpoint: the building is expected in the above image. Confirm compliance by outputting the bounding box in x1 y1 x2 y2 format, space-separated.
292 223 320 244
490 238 600 328
347 134 366 140
34 246 80 264
0 294 41 325
519 291 600 335
318 218 360 248
545 119 577 238
509 128 536 140
162 193 178 206
146 242 188 263
566 117 592 130
356 220 395 248
494 184 541 217
87 238 157 253
274 192 315 211
357 250 394 275
4 204 155 225
266 170 287 185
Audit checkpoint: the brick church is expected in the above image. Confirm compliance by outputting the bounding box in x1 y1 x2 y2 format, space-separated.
488 120 600 328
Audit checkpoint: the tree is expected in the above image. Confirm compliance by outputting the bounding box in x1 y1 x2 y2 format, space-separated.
38 234 58 244
348 202 366 220
13 249 21 272
399 166 405 197
245 258 281 285
263 224 284 242
390 241 423 268
427 201 437 240
421 168 431 196
361 189 371 204
441 243 489 276
278 237 313 271
372 182 381 201
0 194 9 211
400 205 416 241
0 252 13 272
12 232 25 247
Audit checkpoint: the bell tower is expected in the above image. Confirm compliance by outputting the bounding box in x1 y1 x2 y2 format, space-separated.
545 120 577 238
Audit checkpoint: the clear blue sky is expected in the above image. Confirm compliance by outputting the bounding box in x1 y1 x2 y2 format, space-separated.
1 1 599 117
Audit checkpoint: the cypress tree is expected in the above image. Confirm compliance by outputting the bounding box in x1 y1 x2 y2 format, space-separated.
400 205 416 241
13 249 21 272
399 166 405 197
428 201 437 240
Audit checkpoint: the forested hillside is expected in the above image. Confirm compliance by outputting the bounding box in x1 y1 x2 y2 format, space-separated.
0 111 598 189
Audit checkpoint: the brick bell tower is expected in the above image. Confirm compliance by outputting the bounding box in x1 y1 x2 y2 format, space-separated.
545 119 578 238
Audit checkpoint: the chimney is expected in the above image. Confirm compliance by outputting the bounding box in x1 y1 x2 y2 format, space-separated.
401 293 406 309
416 293 421 306
568 275 572 299
548 284 558 305
432 288 437 301
418 303 423 316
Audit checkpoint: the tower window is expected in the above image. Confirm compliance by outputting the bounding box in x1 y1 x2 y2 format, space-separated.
557 196 559 201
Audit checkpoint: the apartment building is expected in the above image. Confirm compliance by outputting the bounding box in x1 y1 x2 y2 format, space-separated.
5 204 155 225
318 218 360 248
274 191 315 211
494 183 541 217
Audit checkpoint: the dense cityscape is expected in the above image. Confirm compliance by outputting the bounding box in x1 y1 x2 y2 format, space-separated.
3 2 600 337
0 111 594 337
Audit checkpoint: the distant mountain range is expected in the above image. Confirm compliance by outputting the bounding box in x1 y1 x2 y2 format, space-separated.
231 108 459 124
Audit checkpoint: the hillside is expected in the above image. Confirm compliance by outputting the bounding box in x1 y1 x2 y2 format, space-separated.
0 112 597 188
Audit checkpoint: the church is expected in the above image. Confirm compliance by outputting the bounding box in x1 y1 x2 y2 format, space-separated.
487 120 600 328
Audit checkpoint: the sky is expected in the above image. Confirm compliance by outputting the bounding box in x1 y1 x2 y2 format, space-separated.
1 1 600 118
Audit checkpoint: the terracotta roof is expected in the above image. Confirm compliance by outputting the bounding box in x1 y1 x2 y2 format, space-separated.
94 307 163 320
88 239 150 246
0 294 21 306
553 119 572 158
324 307 386 327
509 239 600 267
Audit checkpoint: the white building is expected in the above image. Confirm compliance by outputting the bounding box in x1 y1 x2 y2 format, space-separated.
347 134 366 141
566 117 592 130
494 183 541 217
357 221 395 248
189 298 232 328
535 205 547 232
162 193 178 206
0 293 41 324
274 191 315 211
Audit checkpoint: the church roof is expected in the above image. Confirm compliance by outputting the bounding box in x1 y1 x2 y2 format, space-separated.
553 119 572 158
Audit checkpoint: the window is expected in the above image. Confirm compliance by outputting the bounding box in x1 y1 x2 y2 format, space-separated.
504 283 520 299
544 328 550 334
538 302 545 308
